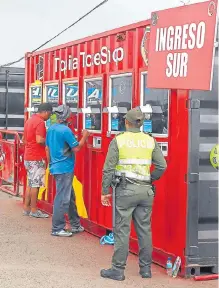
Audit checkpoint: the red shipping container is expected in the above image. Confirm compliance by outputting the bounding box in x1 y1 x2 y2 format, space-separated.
24 14 218 277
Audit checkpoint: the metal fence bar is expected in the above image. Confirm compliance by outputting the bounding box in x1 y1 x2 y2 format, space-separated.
0 129 23 196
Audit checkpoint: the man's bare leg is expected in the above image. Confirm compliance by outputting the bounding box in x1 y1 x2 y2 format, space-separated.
30 187 39 213
23 186 31 213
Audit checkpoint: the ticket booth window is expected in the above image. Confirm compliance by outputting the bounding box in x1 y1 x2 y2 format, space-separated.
84 79 102 131
29 85 42 116
141 73 169 136
63 81 78 130
45 83 59 107
45 83 59 128
109 74 132 132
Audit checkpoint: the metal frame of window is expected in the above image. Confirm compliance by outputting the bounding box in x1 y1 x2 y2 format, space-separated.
140 72 169 138
43 81 59 104
83 77 102 133
28 83 42 116
108 73 133 133
62 79 79 131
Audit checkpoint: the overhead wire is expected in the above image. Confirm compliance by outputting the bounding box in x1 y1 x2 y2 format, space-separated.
0 0 109 68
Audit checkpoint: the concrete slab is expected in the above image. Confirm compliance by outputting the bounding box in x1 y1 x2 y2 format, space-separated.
0 191 218 288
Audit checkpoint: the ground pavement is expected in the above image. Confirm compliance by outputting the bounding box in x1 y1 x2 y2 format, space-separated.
0 191 218 288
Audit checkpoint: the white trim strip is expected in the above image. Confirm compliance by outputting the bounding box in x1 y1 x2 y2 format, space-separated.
0 114 24 119
200 115 219 124
0 88 24 93
118 159 151 165
199 143 217 152
27 107 35 112
1 127 24 131
198 230 218 240
199 172 218 181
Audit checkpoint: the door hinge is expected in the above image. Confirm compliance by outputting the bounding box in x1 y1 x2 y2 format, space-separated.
187 246 199 257
186 99 200 109
185 173 199 183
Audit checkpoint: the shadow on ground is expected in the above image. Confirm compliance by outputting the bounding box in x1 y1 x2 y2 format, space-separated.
0 191 217 288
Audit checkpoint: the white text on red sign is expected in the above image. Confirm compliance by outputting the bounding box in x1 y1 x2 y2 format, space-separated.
155 22 206 78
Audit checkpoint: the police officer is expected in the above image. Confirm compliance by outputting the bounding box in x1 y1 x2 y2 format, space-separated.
100 107 167 281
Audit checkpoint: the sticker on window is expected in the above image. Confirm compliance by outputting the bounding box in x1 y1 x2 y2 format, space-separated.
85 115 92 129
65 83 78 104
31 86 42 104
46 84 59 104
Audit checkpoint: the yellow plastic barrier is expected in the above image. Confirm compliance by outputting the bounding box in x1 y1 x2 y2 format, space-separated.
73 175 88 218
38 168 88 218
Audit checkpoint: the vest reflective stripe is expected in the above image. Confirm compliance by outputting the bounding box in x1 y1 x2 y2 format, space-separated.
118 159 152 165
115 171 151 181
115 132 154 182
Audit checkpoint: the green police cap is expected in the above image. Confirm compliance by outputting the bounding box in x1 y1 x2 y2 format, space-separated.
124 107 144 124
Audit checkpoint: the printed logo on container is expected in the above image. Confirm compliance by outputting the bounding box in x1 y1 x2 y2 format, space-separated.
141 26 151 66
55 46 124 74
210 144 218 170
146 0 218 90
36 56 44 80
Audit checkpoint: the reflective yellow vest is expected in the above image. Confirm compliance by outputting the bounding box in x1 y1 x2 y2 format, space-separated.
115 132 155 181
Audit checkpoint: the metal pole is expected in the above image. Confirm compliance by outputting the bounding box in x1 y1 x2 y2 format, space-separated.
111 177 120 232
112 185 116 231
5 70 9 139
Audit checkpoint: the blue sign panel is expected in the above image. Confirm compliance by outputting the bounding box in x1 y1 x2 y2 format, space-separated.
85 117 92 129
65 83 78 103
111 118 119 131
31 86 41 105
46 84 59 103
86 80 102 106
143 120 152 133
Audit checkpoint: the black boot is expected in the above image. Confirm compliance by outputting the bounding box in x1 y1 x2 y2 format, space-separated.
100 268 125 281
140 267 152 278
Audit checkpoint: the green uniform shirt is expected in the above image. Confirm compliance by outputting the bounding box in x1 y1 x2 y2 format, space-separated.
102 127 167 195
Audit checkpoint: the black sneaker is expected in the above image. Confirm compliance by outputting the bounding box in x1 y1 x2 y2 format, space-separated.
140 269 152 278
100 268 125 281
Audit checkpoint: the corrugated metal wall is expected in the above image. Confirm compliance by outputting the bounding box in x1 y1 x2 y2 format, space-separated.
187 28 218 275
0 67 25 134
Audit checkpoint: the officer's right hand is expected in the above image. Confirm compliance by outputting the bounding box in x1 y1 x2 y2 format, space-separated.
82 130 90 138
101 194 111 206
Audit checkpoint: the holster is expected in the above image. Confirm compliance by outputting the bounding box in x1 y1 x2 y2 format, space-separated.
120 173 127 189
151 183 156 196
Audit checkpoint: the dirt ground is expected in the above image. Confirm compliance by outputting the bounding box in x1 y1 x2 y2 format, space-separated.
0 191 218 288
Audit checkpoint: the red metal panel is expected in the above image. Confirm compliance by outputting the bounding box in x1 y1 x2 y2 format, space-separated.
0 130 23 196
24 19 189 274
